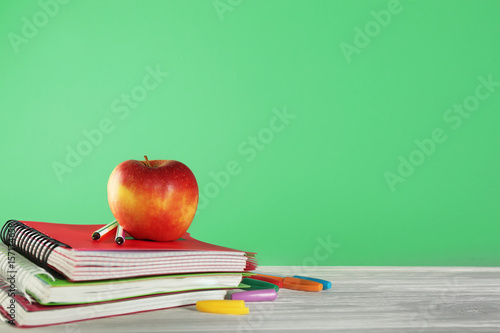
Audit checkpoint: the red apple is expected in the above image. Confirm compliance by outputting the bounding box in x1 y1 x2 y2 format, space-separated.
107 156 199 241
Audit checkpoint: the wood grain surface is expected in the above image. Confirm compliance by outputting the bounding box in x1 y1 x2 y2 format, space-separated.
1 266 499 332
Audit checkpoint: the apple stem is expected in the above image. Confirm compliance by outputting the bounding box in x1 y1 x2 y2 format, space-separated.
144 155 151 167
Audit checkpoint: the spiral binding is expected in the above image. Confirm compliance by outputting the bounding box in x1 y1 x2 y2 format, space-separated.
0 243 56 303
0 220 71 271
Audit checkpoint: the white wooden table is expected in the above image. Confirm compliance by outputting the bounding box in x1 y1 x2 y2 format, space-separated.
2 266 499 332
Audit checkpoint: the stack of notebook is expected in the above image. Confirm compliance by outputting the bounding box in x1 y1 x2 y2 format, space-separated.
0 220 257 327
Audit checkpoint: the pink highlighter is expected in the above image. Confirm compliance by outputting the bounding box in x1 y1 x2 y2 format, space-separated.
231 289 278 302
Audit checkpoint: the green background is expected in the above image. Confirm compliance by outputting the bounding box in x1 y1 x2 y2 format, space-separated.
1 0 499 266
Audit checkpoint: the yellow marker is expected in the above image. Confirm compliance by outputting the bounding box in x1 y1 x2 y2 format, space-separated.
196 300 249 315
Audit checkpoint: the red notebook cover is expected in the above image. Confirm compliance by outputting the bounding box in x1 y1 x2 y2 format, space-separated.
19 220 252 253
2 220 257 280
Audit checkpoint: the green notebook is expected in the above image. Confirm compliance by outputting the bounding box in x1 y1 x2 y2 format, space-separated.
0 244 248 305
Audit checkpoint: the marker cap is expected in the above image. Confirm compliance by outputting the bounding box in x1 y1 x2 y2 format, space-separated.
196 300 249 315
241 278 280 292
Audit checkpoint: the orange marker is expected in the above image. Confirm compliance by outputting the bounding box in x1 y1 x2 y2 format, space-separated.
254 272 324 292
247 275 284 288
254 273 285 282
282 277 323 292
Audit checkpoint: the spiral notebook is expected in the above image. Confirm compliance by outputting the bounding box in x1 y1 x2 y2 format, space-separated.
0 280 228 328
0 242 247 305
1 220 257 281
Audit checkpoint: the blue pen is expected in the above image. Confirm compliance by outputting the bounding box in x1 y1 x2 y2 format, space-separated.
293 275 331 290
